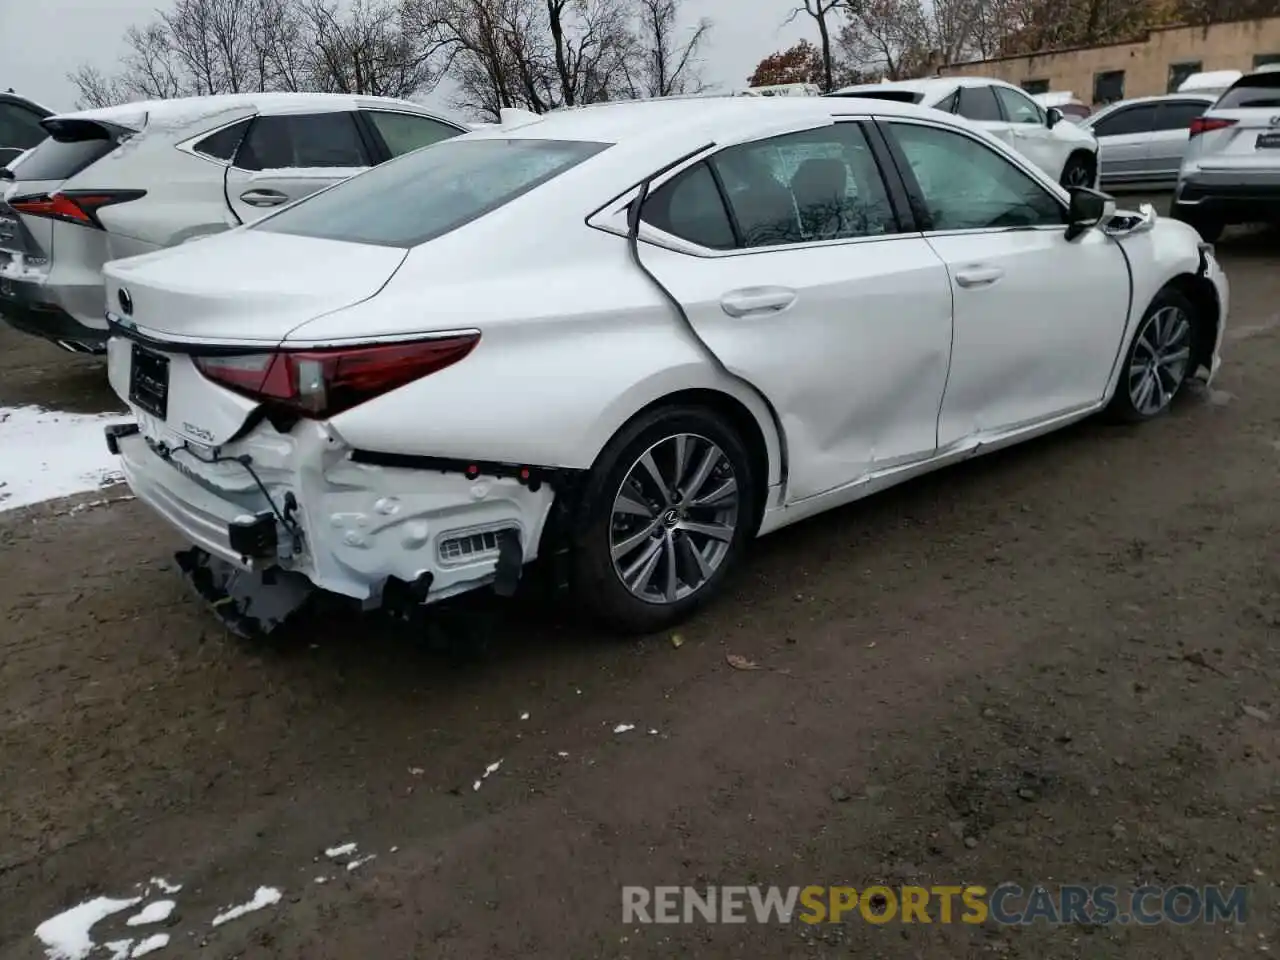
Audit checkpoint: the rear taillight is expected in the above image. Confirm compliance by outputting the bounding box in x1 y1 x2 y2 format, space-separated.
1189 116 1237 138
193 335 480 419
8 190 145 228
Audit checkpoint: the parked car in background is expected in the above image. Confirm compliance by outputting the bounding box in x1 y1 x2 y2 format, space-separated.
1032 91 1091 122
0 92 467 354
1176 70 1242 97
828 77 1100 188
98 95 1226 639
0 91 52 168
1173 69 1280 241
1080 93 1215 189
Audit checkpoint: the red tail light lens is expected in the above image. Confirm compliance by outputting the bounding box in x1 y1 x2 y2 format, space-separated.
9 190 145 228
1189 116 1237 138
193 335 480 419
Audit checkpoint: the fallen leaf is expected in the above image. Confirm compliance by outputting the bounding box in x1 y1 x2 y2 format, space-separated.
726 654 761 671
670 633 685 649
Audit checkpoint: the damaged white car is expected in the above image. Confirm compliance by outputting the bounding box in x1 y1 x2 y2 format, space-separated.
101 95 1228 638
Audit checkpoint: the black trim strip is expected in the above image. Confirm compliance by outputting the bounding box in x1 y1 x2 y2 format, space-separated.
106 314 282 357
858 118 914 234
348 449 582 492
871 118 935 232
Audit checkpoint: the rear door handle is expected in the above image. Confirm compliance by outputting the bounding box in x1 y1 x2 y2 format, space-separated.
239 189 289 207
720 286 797 318
954 266 1005 288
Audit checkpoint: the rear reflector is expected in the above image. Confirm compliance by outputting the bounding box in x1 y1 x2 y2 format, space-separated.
193 335 481 420
9 190 146 228
1189 116 1237 137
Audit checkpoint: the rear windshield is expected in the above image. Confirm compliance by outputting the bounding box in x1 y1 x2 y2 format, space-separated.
1215 75 1280 109
828 90 924 104
11 122 125 181
254 137 609 248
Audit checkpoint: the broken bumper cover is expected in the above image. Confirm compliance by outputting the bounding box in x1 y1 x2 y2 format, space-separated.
108 422 559 610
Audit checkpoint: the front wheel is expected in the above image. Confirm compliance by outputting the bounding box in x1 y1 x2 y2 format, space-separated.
570 405 758 635
1060 152 1096 190
1105 287 1199 423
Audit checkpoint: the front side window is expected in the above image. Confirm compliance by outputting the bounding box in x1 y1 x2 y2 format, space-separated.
235 112 370 171
1091 104 1157 138
254 137 607 247
887 121 1064 232
957 86 1003 122
365 111 462 158
994 86 1045 124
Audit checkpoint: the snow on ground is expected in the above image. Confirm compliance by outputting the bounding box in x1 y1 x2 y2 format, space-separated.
34 896 141 960
210 887 282 927
126 902 175 926
0 406 127 513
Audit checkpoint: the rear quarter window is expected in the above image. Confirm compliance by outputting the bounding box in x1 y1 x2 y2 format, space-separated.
253 137 609 248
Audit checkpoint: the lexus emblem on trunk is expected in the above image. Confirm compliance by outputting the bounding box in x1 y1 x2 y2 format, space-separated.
118 288 133 315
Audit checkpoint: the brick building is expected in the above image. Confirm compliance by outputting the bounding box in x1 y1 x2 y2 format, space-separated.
940 17 1280 105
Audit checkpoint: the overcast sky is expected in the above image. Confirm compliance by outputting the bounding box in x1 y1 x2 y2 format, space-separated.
2 0 811 118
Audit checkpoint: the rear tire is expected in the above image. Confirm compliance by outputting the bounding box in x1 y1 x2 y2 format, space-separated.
569 405 758 635
1104 287 1200 424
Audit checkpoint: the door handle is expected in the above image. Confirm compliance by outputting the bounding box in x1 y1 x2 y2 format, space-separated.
239 188 289 207
954 266 1005 288
720 286 797 318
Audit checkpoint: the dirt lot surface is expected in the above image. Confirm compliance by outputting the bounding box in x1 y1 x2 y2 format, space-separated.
3 213 1280 960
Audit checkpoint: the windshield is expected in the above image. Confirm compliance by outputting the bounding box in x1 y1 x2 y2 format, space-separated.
254 137 609 248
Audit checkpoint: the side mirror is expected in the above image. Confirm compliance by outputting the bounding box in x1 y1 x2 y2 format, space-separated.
1064 186 1116 241
1046 106 1063 129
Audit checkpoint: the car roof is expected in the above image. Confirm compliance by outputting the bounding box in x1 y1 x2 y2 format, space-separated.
46 91 435 130
464 94 949 149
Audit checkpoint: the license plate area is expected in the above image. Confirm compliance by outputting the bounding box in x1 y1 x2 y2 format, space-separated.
1256 132 1280 149
129 344 170 420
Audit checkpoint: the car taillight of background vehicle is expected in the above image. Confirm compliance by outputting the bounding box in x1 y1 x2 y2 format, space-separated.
1189 117 1238 138
8 190 146 228
193 335 481 419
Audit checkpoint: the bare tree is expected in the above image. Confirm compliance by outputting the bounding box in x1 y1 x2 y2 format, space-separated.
785 0 846 91
301 0 448 97
625 0 711 98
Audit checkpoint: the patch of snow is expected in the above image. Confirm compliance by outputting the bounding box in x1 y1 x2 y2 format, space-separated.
314 877 327 884
520 711 530 721
472 759 503 791
210 887 282 927
34 895 141 960
648 729 659 736
346 855 377 871
324 843 357 859
131 934 169 957
390 846 399 853
147 879 182 895
613 724 635 734
105 942 134 960
126 902 175 926
0 406 128 513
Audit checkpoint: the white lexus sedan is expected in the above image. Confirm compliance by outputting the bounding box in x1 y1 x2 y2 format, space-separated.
100 95 1228 638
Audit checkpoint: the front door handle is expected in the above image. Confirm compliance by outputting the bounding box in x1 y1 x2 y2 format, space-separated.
239 188 289 208
954 266 1005 288
720 286 797 318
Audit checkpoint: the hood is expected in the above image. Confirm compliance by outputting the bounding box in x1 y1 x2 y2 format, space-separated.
103 228 409 343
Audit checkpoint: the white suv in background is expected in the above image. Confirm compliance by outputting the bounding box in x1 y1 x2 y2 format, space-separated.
829 77 1101 189
0 93 467 353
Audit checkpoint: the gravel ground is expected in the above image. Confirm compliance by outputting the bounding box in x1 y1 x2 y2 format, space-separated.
2 208 1279 960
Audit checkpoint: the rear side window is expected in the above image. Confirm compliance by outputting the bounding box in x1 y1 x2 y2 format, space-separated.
254 137 608 248
193 119 251 161
365 111 461 157
642 161 736 249
1215 75 1280 109
1091 104 1157 137
0 103 47 150
1153 100 1208 131
957 86 1003 122
9 122 125 181
235 112 370 170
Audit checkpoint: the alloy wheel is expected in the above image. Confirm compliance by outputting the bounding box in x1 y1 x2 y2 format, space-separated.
1128 305 1192 416
609 433 740 605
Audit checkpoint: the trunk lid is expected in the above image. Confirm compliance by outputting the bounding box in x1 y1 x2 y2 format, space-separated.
1193 74 1280 170
103 229 409 343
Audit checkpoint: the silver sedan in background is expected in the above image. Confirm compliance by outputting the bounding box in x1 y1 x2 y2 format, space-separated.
1081 93 1215 190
